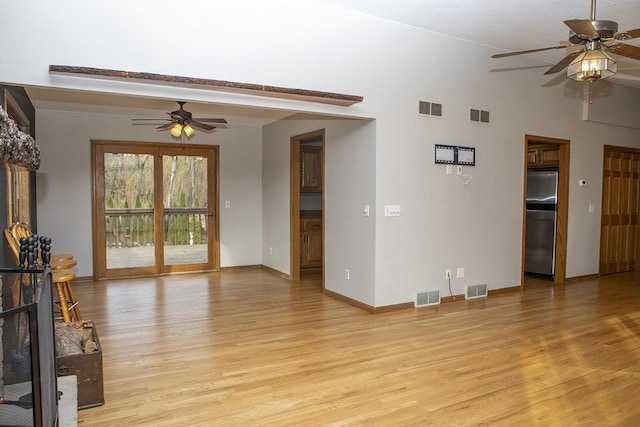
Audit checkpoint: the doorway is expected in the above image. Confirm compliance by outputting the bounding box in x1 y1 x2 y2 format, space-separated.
92 140 219 279
599 145 640 275
522 134 570 287
290 129 324 283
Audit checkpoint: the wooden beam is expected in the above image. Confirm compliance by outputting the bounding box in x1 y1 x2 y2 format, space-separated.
49 65 364 106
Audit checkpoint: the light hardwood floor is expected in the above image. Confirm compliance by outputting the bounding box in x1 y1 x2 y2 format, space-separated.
74 268 640 426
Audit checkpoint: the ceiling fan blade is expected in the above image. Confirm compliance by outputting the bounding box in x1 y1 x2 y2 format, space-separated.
131 118 167 122
193 118 228 124
564 19 599 40
188 121 216 131
614 28 640 41
606 43 640 61
492 44 574 59
156 122 175 130
543 50 584 75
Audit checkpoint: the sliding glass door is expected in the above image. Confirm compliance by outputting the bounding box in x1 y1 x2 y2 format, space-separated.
92 141 219 279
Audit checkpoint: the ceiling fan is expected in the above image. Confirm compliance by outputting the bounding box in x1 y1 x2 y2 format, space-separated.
492 0 640 82
132 101 227 137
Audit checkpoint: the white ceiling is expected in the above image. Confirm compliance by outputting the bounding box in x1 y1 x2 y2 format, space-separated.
26 0 640 124
315 0 640 83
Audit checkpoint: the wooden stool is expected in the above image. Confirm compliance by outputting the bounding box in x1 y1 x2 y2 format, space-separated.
53 269 81 323
50 258 78 270
50 252 74 262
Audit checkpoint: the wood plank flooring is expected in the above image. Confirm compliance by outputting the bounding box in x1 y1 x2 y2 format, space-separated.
73 268 640 426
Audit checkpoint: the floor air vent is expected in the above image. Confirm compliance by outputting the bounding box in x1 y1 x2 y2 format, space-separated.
465 283 488 299
415 289 440 307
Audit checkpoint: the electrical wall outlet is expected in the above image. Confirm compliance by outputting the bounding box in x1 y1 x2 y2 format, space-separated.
345 268 350 280
445 269 451 280
269 247 273 255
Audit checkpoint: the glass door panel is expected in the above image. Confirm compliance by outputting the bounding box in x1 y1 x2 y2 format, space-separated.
104 153 155 270
162 154 208 266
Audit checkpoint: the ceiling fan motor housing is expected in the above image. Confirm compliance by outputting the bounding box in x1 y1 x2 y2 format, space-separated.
569 19 618 43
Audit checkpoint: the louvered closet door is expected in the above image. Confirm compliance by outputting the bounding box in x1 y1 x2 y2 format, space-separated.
600 149 640 274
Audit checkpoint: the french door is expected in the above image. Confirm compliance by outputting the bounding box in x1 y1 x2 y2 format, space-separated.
92 140 219 279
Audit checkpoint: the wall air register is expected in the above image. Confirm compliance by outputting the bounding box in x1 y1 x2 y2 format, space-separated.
415 289 441 307
465 283 488 299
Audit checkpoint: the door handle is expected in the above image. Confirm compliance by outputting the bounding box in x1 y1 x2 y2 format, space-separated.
208 213 215 217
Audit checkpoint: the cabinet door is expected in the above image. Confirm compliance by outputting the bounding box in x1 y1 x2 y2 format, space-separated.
540 147 559 166
305 231 323 267
527 148 539 166
301 146 323 192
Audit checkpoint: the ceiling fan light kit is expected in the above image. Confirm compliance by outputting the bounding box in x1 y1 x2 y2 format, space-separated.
567 42 617 82
131 101 227 139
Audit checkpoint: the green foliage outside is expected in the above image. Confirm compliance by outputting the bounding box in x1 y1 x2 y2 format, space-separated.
104 153 208 247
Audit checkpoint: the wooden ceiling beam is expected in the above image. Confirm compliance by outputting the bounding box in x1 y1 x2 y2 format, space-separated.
49 65 363 107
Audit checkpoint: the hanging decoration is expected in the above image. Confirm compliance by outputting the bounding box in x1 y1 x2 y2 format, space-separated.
0 105 40 170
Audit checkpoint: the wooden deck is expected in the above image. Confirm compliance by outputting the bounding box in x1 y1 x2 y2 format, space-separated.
73 268 640 426
106 244 208 269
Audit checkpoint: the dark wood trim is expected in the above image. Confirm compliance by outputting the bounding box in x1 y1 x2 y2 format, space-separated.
258 264 292 280
290 141 301 281
488 286 521 296
565 274 600 283
49 65 363 106
440 294 465 303
372 302 415 313
323 288 376 313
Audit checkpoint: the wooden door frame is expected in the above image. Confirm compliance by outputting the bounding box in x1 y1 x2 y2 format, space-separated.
521 134 570 287
290 129 325 282
91 140 220 279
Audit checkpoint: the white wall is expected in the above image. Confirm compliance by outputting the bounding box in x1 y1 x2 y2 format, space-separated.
4 1 640 307
35 110 262 276
262 118 376 306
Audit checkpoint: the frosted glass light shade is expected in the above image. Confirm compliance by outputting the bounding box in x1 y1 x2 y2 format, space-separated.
170 123 183 137
183 124 195 137
567 49 617 83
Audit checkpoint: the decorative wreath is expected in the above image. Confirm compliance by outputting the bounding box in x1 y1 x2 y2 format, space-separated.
0 105 40 170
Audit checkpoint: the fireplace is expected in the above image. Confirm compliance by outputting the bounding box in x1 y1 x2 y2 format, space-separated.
0 268 58 426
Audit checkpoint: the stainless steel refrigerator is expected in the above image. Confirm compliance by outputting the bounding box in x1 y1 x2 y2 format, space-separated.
525 169 558 276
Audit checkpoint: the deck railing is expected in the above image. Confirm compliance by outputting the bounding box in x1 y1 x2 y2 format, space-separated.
105 208 207 248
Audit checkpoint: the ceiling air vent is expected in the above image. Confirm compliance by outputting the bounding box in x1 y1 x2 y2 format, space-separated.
419 101 443 118
415 289 441 307
470 108 490 124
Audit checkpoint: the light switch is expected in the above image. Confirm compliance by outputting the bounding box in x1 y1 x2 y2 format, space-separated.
384 205 401 217
364 205 370 217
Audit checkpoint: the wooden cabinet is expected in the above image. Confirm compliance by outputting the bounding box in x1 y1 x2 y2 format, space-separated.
300 218 322 268
528 145 559 168
300 146 323 192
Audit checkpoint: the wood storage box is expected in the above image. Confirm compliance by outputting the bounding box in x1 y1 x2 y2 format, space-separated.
56 323 104 409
